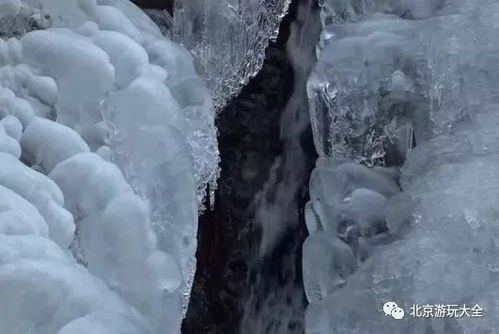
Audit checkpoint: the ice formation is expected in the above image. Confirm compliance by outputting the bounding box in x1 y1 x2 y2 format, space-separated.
172 0 291 109
304 0 499 333
0 0 219 333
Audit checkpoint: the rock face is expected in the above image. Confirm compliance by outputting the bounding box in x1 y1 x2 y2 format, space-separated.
303 1 499 333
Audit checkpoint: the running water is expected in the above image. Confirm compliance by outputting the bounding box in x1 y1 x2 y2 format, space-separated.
239 1 321 333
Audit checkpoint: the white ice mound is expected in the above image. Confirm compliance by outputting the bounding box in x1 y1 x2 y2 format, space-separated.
0 0 220 333
21 117 90 172
49 150 183 331
0 151 150 334
172 0 291 109
0 115 21 157
305 0 499 333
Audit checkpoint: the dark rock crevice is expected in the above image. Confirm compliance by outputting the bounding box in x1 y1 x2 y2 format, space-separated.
182 1 319 333
131 0 174 12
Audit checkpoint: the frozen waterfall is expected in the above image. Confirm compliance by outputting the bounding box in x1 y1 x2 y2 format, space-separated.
0 0 218 333
2 0 499 333
304 0 499 333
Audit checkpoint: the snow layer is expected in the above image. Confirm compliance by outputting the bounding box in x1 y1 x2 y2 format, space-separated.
0 0 219 333
305 0 499 333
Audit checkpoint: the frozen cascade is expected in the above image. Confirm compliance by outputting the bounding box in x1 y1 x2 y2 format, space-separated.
304 0 499 333
0 0 219 333
172 0 292 110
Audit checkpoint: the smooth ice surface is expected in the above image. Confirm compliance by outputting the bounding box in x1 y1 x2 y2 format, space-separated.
304 0 499 333
172 0 291 110
0 0 219 333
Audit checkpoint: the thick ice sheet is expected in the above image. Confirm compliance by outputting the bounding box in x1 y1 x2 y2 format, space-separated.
0 0 219 333
304 0 499 333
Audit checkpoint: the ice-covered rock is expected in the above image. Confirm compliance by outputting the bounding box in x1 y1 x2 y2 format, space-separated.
350 188 388 236
0 260 151 334
49 150 183 331
172 0 291 110
308 12 426 164
303 158 399 308
0 0 220 333
0 150 150 334
0 184 48 237
0 0 20 18
57 313 152 334
304 0 499 333
0 115 21 157
0 152 74 248
21 118 90 172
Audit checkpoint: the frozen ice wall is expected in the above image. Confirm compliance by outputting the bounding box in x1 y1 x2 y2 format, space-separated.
0 0 219 333
172 0 291 109
304 0 499 333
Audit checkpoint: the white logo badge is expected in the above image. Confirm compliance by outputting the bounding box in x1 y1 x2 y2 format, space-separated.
383 302 405 320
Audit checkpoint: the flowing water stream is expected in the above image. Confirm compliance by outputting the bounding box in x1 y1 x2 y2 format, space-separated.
182 1 321 333
239 1 321 333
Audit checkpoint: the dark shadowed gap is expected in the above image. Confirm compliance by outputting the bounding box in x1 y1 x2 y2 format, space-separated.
181 1 320 333
238 1 320 333
131 0 174 13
